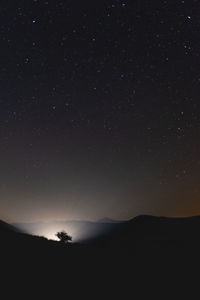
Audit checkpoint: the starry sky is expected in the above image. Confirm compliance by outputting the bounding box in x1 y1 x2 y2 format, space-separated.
0 0 200 223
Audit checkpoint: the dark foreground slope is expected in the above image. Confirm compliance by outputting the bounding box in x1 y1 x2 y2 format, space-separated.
2 216 200 297
0 219 77 260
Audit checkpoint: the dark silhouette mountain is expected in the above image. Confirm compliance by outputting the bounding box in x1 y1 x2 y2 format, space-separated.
128 214 200 242
2 215 199 297
12 214 200 246
83 214 200 254
9 214 200 265
4 215 200 267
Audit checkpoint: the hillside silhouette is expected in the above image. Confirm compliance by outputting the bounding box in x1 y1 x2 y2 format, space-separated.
3 215 200 259
91 215 200 247
2 215 200 297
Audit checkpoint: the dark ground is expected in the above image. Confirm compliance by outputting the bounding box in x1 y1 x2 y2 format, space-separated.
1 216 200 297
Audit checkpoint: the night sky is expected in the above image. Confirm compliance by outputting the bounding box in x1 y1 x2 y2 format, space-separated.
0 0 200 223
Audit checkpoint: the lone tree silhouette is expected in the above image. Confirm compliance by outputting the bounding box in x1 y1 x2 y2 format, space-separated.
55 231 72 244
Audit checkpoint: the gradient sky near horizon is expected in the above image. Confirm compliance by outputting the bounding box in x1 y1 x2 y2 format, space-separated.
0 0 200 223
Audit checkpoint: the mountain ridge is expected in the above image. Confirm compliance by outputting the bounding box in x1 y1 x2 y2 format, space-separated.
11 214 200 243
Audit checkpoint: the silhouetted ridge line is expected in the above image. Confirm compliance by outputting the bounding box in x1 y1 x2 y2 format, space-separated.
0 220 20 233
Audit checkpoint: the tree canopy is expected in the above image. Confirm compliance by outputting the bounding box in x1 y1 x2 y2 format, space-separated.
55 231 72 244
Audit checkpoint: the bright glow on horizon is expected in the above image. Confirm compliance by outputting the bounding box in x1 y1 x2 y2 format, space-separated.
43 231 59 241
14 220 108 243
37 226 77 242
14 222 81 242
